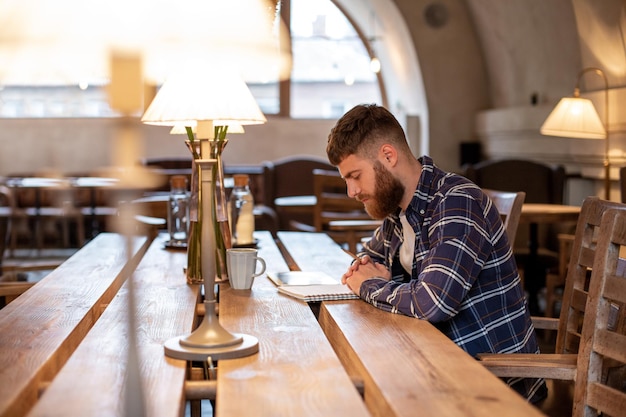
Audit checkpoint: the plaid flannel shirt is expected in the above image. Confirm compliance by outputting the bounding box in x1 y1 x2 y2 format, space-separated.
359 155 545 402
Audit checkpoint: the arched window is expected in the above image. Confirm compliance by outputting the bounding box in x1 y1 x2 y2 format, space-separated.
0 0 383 119
249 0 383 118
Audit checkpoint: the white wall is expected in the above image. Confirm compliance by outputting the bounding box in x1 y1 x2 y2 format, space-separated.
0 117 337 176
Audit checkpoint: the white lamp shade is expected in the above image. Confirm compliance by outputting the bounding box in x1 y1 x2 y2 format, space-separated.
0 0 292 85
141 68 266 127
170 124 245 135
540 97 606 139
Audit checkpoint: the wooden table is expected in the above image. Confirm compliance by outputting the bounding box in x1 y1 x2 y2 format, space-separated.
26 234 199 417
278 231 547 417
215 231 369 417
0 233 152 417
519 203 580 224
3 229 548 417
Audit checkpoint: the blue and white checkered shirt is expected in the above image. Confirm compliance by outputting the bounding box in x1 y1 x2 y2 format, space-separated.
359 155 545 401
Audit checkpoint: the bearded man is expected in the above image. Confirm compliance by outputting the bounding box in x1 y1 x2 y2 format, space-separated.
326 104 547 404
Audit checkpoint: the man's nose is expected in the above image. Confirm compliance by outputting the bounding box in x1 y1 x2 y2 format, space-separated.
346 183 359 199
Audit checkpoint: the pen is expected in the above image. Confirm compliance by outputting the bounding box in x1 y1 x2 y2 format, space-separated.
346 250 361 265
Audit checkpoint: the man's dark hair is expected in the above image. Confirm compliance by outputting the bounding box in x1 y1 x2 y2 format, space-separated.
326 104 408 166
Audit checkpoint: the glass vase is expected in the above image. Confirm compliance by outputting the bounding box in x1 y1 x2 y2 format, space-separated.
208 139 231 282
185 140 203 284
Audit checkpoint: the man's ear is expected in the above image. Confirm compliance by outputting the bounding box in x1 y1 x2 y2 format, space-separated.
380 144 397 165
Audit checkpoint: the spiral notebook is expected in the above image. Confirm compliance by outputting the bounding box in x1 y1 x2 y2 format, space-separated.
267 271 358 302
276 284 359 302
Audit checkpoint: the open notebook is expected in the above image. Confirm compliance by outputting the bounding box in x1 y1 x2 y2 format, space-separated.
267 271 359 302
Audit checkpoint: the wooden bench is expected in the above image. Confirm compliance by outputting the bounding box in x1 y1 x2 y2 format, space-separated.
278 231 546 417
215 231 369 416
26 234 198 417
0 233 152 417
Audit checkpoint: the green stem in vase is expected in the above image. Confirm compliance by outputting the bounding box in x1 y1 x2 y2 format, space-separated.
186 126 200 159
185 126 202 284
214 125 229 141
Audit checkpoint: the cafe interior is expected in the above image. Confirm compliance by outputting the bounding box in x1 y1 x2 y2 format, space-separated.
1 1 625 417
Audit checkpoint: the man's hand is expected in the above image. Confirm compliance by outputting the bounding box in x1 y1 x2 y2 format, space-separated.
342 255 391 294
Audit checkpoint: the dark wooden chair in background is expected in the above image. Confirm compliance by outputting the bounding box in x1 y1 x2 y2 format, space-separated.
0 185 35 308
290 169 381 253
262 156 335 230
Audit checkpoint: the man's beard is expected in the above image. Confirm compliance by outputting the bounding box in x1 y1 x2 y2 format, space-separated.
359 161 405 219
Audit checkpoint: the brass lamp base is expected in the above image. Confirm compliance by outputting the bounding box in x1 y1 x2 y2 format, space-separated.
164 300 259 361
164 333 259 361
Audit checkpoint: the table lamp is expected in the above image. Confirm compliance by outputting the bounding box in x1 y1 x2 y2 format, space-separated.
142 68 266 360
540 67 610 199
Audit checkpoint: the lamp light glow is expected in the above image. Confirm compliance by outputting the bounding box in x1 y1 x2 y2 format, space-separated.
141 68 266 129
540 97 605 139
540 67 610 199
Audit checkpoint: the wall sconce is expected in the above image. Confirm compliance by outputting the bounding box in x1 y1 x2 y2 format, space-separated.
540 67 610 199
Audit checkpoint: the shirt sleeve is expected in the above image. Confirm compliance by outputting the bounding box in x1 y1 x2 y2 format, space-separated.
360 192 493 321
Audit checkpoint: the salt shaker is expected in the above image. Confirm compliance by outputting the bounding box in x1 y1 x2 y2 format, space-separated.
167 175 190 247
228 174 255 246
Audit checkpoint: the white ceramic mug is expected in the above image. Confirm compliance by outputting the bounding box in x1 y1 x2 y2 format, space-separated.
227 248 266 290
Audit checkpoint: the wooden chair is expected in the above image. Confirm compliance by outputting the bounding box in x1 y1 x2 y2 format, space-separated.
6 177 85 252
1 187 39 307
262 156 336 230
544 233 575 318
572 208 626 417
290 169 381 253
483 188 526 244
0 185 11 274
477 197 626 415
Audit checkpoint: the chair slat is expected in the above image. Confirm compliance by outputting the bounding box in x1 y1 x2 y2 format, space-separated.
594 328 626 363
570 288 588 312
605 274 626 304
579 247 596 268
586 382 626 417
563 332 581 353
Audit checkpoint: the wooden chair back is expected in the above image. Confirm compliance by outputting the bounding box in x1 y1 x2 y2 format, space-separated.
462 159 566 204
311 169 380 252
312 169 369 230
556 197 626 354
483 189 525 244
263 156 336 208
262 156 336 229
573 208 626 417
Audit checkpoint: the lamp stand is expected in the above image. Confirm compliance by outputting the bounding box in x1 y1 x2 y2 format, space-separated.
164 159 258 361
578 68 611 200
